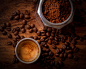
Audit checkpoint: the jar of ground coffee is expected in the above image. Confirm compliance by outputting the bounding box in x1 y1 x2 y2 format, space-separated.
37 0 74 29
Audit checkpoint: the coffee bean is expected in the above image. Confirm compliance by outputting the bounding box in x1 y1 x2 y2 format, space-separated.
84 35 86 40
23 20 27 25
37 31 41 36
21 28 26 33
55 37 58 41
33 27 38 33
41 31 46 36
41 42 46 46
46 56 50 60
50 61 55 66
13 38 17 42
45 38 49 42
16 35 20 39
20 13 24 19
7 34 12 38
15 27 20 32
80 37 84 42
71 34 76 38
67 50 73 53
24 15 30 19
29 29 33 33
20 36 25 39
10 16 14 20
29 36 34 39
61 38 65 43
65 42 70 46
62 44 66 50
51 33 55 37
43 36 47 39
16 10 20 15
50 57 55 60
74 47 79 52
45 48 50 52
59 48 63 53
2 31 7 35
48 40 52 45
14 15 20 20
52 40 58 45
69 37 72 42
67 46 71 50
58 60 64 66
68 54 73 59
74 36 80 40
60 53 64 58
46 32 50 37
49 36 53 40
34 36 38 40
37 40 40 44
51 44 56 49
40 38 45 42
56 48 60 54
55 61 59 67
44 53 49 56
2 23 6 28
12 28 16 33
60 35 65 39
43 26 48 31
73 56 79 61
47 27 52 32
25 10 30 15
6 23 11 27
20 24 24 29
7 41 12 45
64 53 68 58
71 45 76 50
38 37 41 40
14 31 18 35
49 51 54 56
0 26 4 32
71 40 77 45
44 44 49 48
52 31 56 34
56 53 59 57
31 24 35 28
6 27 11 31
12 11 17 16
13 42 17 47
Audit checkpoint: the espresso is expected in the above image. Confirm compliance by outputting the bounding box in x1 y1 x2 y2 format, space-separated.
17 39 39 62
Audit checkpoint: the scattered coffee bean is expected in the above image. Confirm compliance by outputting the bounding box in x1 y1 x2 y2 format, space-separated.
44 53 49 56
61 38 65 43
46 32 50 37
44 44 49 48
41 31 46 36
73 56 79 61
25 10 30 15
69 37 72 42
45 38 49 42
59 48 63 53
56 53 59 57
26 25 31 29
14 31 18 36
65 42 70 46
6 27 11 31
49 36 53 40
20 36 25 39
41 42 46 46
55 61 59 67
2 23 6 28
6 23 11 27
2 31 7 35
40 38 45 42
67 46 71 50
80 37 84 42
67 50 73 53
84 35 86 40
23 20 27 25
51 33 55 37
74 36 80 40
50 57 55 60
61 57 65 61
20 24 24 29
10 16 14 20
7 41 12 45
13 38 17 42
14 15 20 20
16 35 20 39
58 60 64 66
62 44 66 50
68 54 73 59
38 37 41 40
47 27 52 32
43 36 47 39
50 61 55 66
49 51 54 56
20 13 24 19
51 44 56 49
45 48 50 52
34 36 38 40
74 47 79 52
64 53 68 58
29 29 33 33
52 40 58 45
71 40 77 45
48 40 52 45
43 26 48 31
16 10 20 15
13 42 17 47
60 53 64 58
56 48 60 54
21 28 26 33
12 11 17 16
24 15 30 19
37 31 41 36
7 34 12 38
12 28 16 33
71 45 76 50
15 27 20 32
0 26 4 32
31 24 35 28
29 36 34 39
33 27 38 33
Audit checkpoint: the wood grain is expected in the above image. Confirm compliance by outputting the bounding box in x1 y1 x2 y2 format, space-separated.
0 0 86 69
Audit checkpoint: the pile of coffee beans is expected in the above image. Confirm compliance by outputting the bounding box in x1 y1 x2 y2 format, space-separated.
0 9 86 69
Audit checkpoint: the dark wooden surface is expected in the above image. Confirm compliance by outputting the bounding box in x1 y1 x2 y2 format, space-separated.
0 0 86 69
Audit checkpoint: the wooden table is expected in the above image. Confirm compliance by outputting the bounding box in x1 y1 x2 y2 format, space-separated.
0 0 86 69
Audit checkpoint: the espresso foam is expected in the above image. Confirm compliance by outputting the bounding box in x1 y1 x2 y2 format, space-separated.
17 40 39 62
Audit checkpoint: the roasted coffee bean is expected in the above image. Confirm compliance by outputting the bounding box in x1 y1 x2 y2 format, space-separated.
60 35 65 39
21 28 26 33
46 56 50 60
15 27 20 32
43 36 47 39
56 53 59 57
33 27 37 33
47 27 52 32
12 28 16 33
67 46 71 50
10 16 14 20
14 15 20 20
41 42 46 46
2 31 7 35
40 38 45 42
29 29 33 33
67 50 73 53
51 44 56 49
43 26 48 31
12 11 17 16
52 40 58 45
20 36 25 39
56 48 60 54
37 31 41 36
52 31 56 34
60 53 64 58
62 44 66 50
61 38 65 43
58 60 64 66
65 42 70 46
55 61 59 67
51 33 55 37
71 45 76 50
34 36 38 40
71 34 76 38
45 38 49 42
20 13 24 19
24 15 30 19
13 38 17 42
68 54 73 59
23 20 27 25
46 32 50 37
36 40 40 44
6 23 11 27
0 26 4 32
64 53 68 58
49 51 54 56
59 48 63 53
20 24 24 29
45 48 50 52
30 24 35 28
29 36 34 39
25 10 30 15
80 37 84 42
7 41 12 45
44 44 49 48
73 56 79 61
6 27 11 31
13 42 17 47
50 61 55 66
74 36 80 40
44 53 49 56
62 50 65 54
69 37 72 42
71 40 77 45
49 36 53 40
16 10 20 15
64 35 68 40
50 57 55 60
38 37 41 40
7 34 12 38
14 31 18 35
84 35 86 40
41 31 46 36
48 40 52 45
16 35 20 39
55 37 58 41
2 23 6 28
74 47 79 52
